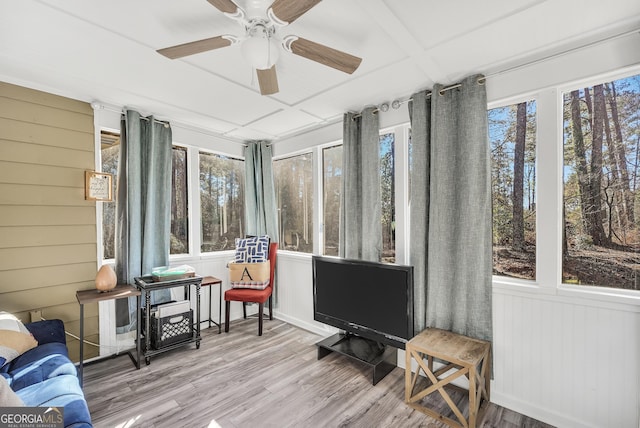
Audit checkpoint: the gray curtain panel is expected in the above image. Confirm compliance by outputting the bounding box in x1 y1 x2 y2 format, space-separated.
408 91 431 334
409 74 492 343
244 141 279 243
339 107 381 261
114 109 172 333
244 141 279 303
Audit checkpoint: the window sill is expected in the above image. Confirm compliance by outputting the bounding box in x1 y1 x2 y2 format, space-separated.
493 276 640 312
556 284 640 311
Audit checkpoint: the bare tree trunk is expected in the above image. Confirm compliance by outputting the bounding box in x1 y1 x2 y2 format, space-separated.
171 152 178 239
607 82 635 224
570 90 591 233
589 84 609 246
512 102 526 251
603 91 624 240
584 87 594 133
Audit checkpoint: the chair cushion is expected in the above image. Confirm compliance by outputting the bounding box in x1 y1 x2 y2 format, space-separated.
224 285 272 304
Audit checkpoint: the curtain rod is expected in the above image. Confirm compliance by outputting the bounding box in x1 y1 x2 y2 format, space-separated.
242 143 272 147
137 115 170 127
352 76 485 119
351 28 639 120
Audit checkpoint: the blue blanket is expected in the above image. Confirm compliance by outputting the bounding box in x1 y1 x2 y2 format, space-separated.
1 320 92 428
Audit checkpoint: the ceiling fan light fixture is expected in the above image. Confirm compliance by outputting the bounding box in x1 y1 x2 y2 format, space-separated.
242 35 280 70
241 20 279 70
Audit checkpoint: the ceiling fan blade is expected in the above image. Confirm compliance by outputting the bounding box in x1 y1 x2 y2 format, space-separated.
287 36 362 74
206 0 238 14
269 0 322 24
257 66 279 95
157 36 232 59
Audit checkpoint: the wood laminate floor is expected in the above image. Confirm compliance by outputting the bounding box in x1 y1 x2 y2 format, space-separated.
83 318 555 428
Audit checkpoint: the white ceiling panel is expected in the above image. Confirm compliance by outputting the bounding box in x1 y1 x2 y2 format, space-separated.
1 0 638 145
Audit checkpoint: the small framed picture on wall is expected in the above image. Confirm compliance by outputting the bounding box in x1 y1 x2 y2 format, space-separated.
85 171 113 201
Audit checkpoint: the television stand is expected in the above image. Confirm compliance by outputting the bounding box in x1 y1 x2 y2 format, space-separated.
316 333 397 385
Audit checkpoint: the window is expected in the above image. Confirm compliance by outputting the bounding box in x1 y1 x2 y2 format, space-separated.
322 145 342 256
274 153 313 252
489 100 537 280
562 74 640 290
199 152 245 252
319 133 397 261
100 131 119 260
380 133 396 263
170 146 189 254
100 134 190 258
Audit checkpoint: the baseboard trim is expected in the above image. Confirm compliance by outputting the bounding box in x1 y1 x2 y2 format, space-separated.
490 391 599 428
273 311 335 338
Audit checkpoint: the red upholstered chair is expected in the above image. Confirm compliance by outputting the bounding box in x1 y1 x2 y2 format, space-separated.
224 242 277 336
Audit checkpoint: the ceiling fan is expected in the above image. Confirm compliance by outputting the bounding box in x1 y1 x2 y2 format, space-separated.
156 0 362 95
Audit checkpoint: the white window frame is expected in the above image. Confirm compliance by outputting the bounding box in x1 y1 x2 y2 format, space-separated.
487 95 540 287
169 143 193 259
197 149 246 256
490 66 640 307
273 149 315 256
316 141 341 256
555 67 640 304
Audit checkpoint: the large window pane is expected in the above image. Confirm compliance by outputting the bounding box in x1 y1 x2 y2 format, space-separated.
199 152 245 252
274 153 313 252
101 131 119 260
321 134 396 261
562 74 640 290
380 133 396 263
170 146 189 254
323 145 342 256
489 100 537 280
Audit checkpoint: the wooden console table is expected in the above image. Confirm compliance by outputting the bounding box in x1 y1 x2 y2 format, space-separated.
76 284 141 388
405 328 491 428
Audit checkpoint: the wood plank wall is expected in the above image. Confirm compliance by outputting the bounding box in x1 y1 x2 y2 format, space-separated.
0 81 98 361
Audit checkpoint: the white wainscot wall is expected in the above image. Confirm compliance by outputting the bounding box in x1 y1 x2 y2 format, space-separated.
274 255 640 428
492 288 640 428
272 252 337 338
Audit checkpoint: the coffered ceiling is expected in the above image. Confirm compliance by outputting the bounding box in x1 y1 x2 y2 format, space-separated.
1 0 639 143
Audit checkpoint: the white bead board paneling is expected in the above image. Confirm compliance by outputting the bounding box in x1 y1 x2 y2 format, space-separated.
276 256 640 428
273 252 337 338
492 289 639 428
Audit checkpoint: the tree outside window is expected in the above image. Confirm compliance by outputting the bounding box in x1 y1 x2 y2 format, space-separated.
100 131 119 260
380 133 396 263
170 146 189 254
199 152 245 252
101 136 190 258
489 101 537 280
274 153 313 252
323 145 342 256
562 74 640 290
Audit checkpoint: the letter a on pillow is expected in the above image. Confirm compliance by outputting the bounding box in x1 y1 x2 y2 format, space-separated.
240 266 254 281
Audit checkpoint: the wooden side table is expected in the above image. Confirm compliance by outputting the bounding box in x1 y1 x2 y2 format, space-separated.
405 328 491 428
76 284 141 388
202 276 223 334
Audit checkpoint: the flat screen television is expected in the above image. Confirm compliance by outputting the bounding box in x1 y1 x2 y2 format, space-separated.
312 255 414 350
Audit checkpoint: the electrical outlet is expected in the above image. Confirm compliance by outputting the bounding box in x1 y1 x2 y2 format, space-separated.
30 310 42 323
